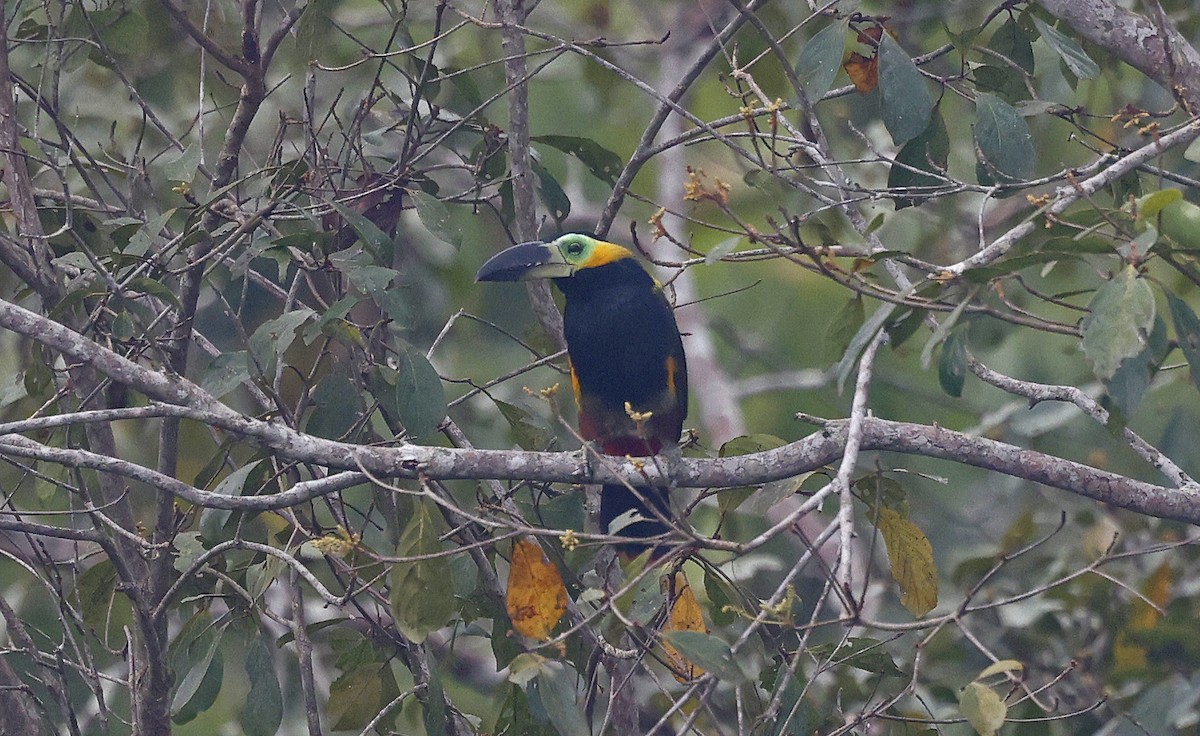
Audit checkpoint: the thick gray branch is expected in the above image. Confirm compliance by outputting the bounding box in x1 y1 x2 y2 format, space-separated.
1036 0 1200 113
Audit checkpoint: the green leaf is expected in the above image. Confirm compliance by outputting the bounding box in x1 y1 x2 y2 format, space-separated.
703 569 738 627
878 33 934 145
529 661 589 736
240 635 283 736
532 162 570 225
973 65 1026 104
977 659 1024 680
704 236 740 265
163 143 200 182
390 500 456 643
938 328 967 397
495 398 555 450
661 631 749 683
306 369 363 440
825 296 866 359
124 209 175 257
410 190 463 248
170 613 225 724
295 0 335 60
248 308 315 377
795 20 848 101
974 93 1034 185
126 276 182 310
1106 315 1167 416
878 508 939 616
888 110 949 209
330 200 393 259
328 664 394 731
1167 293 1200 390
201 351 252 399
807 637 903 676
987 17 1034 73
959 681 1006 736
1135 188 1183 221
76 560 134 648
717 434 787 514
531 134 623 186
392 341 447 439
1033 17 1099 80
1158 199 1200 251
1082 265 1155 381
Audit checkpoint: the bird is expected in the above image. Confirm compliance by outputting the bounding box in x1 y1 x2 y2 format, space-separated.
477 233 688 556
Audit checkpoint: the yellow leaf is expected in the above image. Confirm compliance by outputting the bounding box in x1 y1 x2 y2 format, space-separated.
1113 561 1171 671
506 538 568 640
878 508 939 617
661 572 708 682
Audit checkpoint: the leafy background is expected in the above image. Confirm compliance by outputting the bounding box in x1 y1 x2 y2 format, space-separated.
1 0 1200 734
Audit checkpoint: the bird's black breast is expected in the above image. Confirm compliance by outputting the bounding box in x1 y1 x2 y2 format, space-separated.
557 259 686 413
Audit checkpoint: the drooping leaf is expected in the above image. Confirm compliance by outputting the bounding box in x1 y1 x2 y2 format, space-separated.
170 612 225 725
1081 265 1155 381
495 398 555 450
938 328 967 397
660 573 708 682
327 664 390 731
717 434 787 514
1105 315 1167 416
506 538 568 640
974 92 1034 185
987 17 1034 73
240 634 283 736
163 143 200 182
889 110 949 209
795 19 848 101
531 134 623 185
1167 293 1200 390
807 637 904 676
878 33 933 145
532 162 570 225
1135 188 1183 221
306 368 363 440
877 507 939 616
248 308 315 377
390 500 455 643
661 631 748 683
410 190 463 248
392 340 447 439
959 682 1006 736
529 661 589 736
330 200 393 260
825 296 866 359
1032 17 1099 80
76 560 134 649
201 351 252 399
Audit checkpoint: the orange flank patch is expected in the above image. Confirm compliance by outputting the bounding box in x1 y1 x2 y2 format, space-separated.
506 538 568 640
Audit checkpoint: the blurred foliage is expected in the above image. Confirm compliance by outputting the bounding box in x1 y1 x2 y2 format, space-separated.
1 1 1200 734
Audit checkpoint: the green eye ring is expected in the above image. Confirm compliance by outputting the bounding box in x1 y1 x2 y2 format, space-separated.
566 241 584 255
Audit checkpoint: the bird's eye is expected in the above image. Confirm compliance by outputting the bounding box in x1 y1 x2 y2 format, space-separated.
566 241 583 255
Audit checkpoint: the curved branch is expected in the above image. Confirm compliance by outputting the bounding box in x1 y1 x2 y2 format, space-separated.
1 295 1196 525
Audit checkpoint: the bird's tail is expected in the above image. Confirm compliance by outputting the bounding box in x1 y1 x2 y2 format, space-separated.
600 483 671 557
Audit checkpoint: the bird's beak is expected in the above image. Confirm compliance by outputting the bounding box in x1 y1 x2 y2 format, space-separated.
475 241 575 281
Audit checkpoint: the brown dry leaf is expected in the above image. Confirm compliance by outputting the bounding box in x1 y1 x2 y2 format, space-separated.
661 572 708 682
843 25 883 93
506 538 568 640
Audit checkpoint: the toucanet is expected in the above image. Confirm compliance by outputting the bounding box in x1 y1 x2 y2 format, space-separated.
477 233 688 555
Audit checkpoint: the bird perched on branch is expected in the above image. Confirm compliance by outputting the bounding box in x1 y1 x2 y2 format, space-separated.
477 233 688 556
